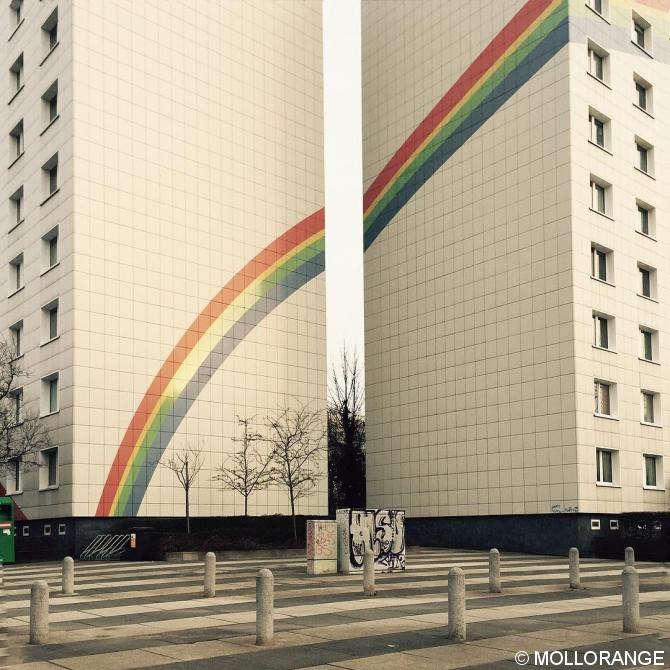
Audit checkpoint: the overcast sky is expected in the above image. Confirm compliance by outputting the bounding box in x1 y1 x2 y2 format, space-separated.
323 0 365 377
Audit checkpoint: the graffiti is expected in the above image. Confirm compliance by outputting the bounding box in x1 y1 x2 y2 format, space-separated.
551 505 579 513
306 519 338 575
336 508 405 573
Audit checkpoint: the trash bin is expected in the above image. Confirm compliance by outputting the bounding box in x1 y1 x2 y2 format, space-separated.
0 496 16 564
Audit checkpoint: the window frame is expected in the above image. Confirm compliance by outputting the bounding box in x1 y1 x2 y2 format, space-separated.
39 446 59 491
594 379 616 418
592 311 614 351
591 243 613 284
596 447 618 485
643 454 663 490
641 390 660 426
638 262 657 300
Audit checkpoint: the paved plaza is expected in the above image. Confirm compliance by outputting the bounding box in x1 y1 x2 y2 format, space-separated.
3 548 670 669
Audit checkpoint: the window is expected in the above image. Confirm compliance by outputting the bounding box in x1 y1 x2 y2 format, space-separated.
9 0 22 27
9 119 23 161
9 186 23 227
58 523 66 535
42 80 58 127
588 0 606 16
44 524 51 536
42 227 59 270
642 390 659 425
590 176 611 216
6 457 22 494
42 153 59 199
10 388 22 424
596 448 615 484
632 12 651 52
635 138 653 175
588 40 609 83
588 109 610 150
41 372 59 415
638 263 656 299
22 525 29 537
591 519 601 530
10 321 22 357
644 454 662 488
593 312 614 350
634 75 652 113
42 8 58 56
40 447 58 489
640 327 658 362
9 253 23 293
42 299 59 342
591 244 612 283
9 53 23 96
594 380 614 417
610 519 619 530
637 201 654 238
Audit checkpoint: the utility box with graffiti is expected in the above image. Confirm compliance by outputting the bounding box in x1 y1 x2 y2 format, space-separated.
336 508 405 573
306 519 338 575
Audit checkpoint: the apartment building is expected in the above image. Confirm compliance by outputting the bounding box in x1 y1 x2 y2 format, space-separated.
2 0 327 549
362 0 670 556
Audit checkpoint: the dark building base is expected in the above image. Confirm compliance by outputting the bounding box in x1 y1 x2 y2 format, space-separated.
407 512 670 561
14 515 326 563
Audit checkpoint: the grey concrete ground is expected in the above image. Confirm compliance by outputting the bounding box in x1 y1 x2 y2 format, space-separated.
3 548 670 669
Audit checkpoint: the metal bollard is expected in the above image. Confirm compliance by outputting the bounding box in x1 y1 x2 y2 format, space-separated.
204 551 216 598
363 548 376 597
30 580 49 644
489 548 502 593
569 547 580 589
622 566 640 633
62 556 74 595
625 546 635 567
447 567 466 641
256 568 274 645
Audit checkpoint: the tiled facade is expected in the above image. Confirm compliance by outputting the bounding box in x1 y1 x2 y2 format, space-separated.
2 0 327 521
363 0 670 520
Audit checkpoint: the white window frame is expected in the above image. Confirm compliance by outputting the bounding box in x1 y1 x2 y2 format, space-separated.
592 311 614 351
42 226 59 272
39 446 59 490
632 11 652 55
41 298 59 344
9 320 23 358
633 74 653 115
6 456 22 494
588 108 610 151
590 176 611 217
9 253 23 294
641 390 661 426
596 448 618 485
635 136 654 176
643 453 663 490
636 199 655 239
594 379 616 418
638 262 657 300
587 40 610 84
591 243 613 284
586 0 608 20
41 372 60 417
9 185 23 228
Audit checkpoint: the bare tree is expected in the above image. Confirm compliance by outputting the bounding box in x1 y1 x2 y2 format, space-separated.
0 338 51 479
159 443 204 534
213 415 272 516
328 344 365 513
267 401 326 543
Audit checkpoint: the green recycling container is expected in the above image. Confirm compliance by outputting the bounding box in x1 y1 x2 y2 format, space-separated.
0 496 16 564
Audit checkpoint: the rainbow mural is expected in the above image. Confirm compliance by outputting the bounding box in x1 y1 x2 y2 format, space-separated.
95 0 570 517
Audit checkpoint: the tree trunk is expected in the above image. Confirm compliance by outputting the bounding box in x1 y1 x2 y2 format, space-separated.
244 493 248 517
185 459 190 534
290 494 297 544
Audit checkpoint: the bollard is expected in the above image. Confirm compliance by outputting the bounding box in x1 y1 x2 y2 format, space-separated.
204 551 216 598
363 548 376 597
622 566 640 633
29 580 49 644
489 548 502 593
569 547 580 589
62 556 74 595
447 567 466 641
256 568 274 645
625 546 635 567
